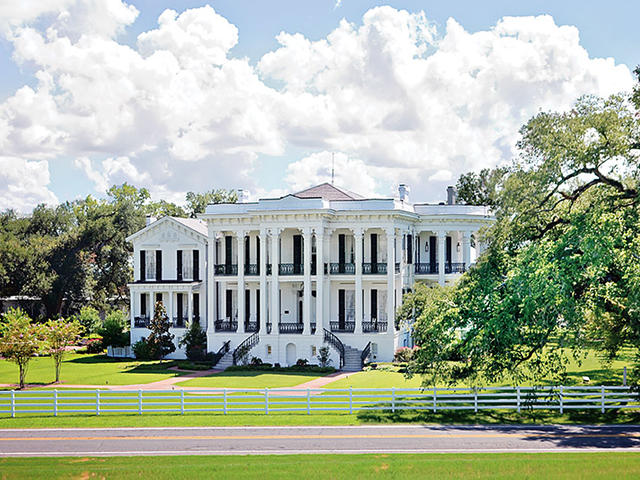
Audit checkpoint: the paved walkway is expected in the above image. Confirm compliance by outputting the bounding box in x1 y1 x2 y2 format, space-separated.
0 369 361 392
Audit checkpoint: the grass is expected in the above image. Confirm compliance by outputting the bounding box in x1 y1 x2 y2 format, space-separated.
176 370 325 389
1 453 640 479
0 354 183 387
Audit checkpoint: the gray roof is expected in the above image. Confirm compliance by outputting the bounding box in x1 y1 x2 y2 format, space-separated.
292 183 365 201
172 217 208 236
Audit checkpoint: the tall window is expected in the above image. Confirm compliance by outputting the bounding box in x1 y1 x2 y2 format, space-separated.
145 251 156 281
182 250 193 280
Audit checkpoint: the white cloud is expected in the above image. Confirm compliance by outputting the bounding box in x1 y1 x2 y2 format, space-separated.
0 4 634 208
0 157 57 211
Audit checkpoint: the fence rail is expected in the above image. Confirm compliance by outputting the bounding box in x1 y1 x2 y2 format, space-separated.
1 386 638 417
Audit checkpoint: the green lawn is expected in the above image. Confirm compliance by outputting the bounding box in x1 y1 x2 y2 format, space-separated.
176 370 325 389
0 354 182 387
1 453 639 479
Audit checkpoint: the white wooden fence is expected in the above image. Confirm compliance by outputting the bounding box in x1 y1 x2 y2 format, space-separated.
0 386 638 417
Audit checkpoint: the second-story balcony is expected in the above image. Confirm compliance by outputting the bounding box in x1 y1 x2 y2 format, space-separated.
244 264 259 275
215 264 238 276
415 263 466 274
362 320 388 333
329 263 355 274
362 263 387 274
279 263 303 275
134 316 150 328
215 319 238 332
330 321 355 333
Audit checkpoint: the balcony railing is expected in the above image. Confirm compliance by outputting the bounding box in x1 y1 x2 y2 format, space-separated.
329 263 355 274
445 262 466 274
330 321 355 333
362 321 388 333
244 264 259 275
266 322 272 334
134 316 150 328
395 263 400 273
215 320 238 332
362 263 387 274
245 321 259 332
215 264 238 276
415 263 438 274
279 323 304 334
279 263 303 275
171 317 187 328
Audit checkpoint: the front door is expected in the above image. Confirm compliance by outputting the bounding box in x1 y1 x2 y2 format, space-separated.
338 289 345 328
293 235 302 274
371 233 378 272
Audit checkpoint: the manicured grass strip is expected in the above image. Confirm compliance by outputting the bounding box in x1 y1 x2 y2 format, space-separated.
2 407 640 429
176 371 324 388
1 453 640 480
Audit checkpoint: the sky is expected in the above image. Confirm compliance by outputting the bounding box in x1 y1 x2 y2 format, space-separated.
0 0 637 211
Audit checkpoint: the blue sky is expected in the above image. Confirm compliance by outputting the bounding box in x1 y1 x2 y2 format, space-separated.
0 1 637 210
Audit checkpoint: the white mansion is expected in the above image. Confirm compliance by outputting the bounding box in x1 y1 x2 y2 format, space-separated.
127 183 493 370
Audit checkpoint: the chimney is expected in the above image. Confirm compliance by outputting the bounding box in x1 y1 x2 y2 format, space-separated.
398 184 410 203
237 189 250 203
145 215 156 226
447 186 457 205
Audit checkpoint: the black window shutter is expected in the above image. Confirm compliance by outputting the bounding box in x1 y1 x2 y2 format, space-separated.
446 236 452 263
407 234 413 264
177 250 183 281
156 250 162 281
193 250 199 281
245 236 250 266
140 250 146 281
193 293 199 318
140 293 146 316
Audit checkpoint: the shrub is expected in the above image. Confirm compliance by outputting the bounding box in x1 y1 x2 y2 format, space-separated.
250 357 263 366
146 302 175 359
317 346 331 367
132 338 153 360
84 336 104 353
394 346 414 363
98 311 129 348
178 321 208 361
73 307 102 334
295 358 309 367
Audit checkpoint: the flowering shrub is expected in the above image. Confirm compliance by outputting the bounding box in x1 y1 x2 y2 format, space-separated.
394 346 417 363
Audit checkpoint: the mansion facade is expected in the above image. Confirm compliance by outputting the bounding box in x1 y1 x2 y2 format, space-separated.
127 183 493 370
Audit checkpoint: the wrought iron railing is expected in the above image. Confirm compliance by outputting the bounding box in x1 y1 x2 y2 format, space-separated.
415 263 437 274
362 263 387 274
395 263 400 273
215 264 238 275
211 340 230 367
279 263 303 275
330 321 355 333
445 262 466 274
362 321 387 333
245 321 259 332
134 316 150 328
279 323 304 334
361 341 371 367
215 320 238 332
329 263 355 274
232 332 260 365
267 264 272 275
244 264 259 275
171 317 187 328
323 328 344 369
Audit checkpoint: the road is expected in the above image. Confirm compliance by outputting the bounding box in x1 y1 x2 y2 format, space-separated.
1 425 640 456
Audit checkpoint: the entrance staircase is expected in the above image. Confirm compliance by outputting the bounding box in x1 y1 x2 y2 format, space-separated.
323 328 366 372
214 351 234 370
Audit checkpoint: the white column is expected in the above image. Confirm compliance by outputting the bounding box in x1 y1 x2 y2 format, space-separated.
303 227 312 335
386 227 395 334
462 231 471 270
270 228 281 330
220 281 227 322
237 230 245 334
187 288 193 325
129 291 135 331
354 227 363 335
437 231 446 286
315 228 324 336
168 291 174 327
259 229 268 335
207 229 216 333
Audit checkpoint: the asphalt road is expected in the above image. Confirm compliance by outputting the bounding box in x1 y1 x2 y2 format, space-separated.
1 425 640 456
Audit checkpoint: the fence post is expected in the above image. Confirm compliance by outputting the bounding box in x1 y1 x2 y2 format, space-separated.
180 389 185 415
392 387 395 413
96 390 100 416
474 388 478 413
433 386 437 413
138 390 142 415
517 387 521 413
601 385 605 414
10 390 15 418
265 388 269 414
349 387 353 414
54 389 58 417
307 388 311 415
223 389 227 415
559 386 563 415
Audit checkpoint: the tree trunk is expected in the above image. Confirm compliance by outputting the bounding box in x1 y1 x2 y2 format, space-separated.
19 364 26 389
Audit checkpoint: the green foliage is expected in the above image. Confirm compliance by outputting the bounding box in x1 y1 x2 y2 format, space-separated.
84 335 104 354
225 364 336 374
185 189 237 218
73 306 101 334
394 347 417 363
455 167 506 206
97 310 130 348
132 339 153 360
0 308 43 388
317 346 332 368
146 302 175 359
42 318 83 383
178 321 208 361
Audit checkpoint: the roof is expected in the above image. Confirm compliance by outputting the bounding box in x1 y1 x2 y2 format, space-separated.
172 217 208 236
292 183 365 201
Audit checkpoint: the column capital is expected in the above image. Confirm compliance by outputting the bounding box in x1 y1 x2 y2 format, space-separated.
259 228 268 237
301 226 313 236
462 231 472 241
351 226 364 237
384 226 396 236
436 230 446 238
236 229 246 238
269 227 283 237
312 226 324 237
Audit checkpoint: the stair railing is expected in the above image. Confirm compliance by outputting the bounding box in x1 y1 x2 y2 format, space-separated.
232 332 260 365
361 341 371 368
323 328 345 369
211 340 230 367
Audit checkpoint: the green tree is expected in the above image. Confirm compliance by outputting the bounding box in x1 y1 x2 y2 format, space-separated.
185 189 237 218
178 320 208 361
146 302 175 359
73 306 101 334
0 308 42 389
42 318 83 383
97 310 130 348
455 167 506 207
